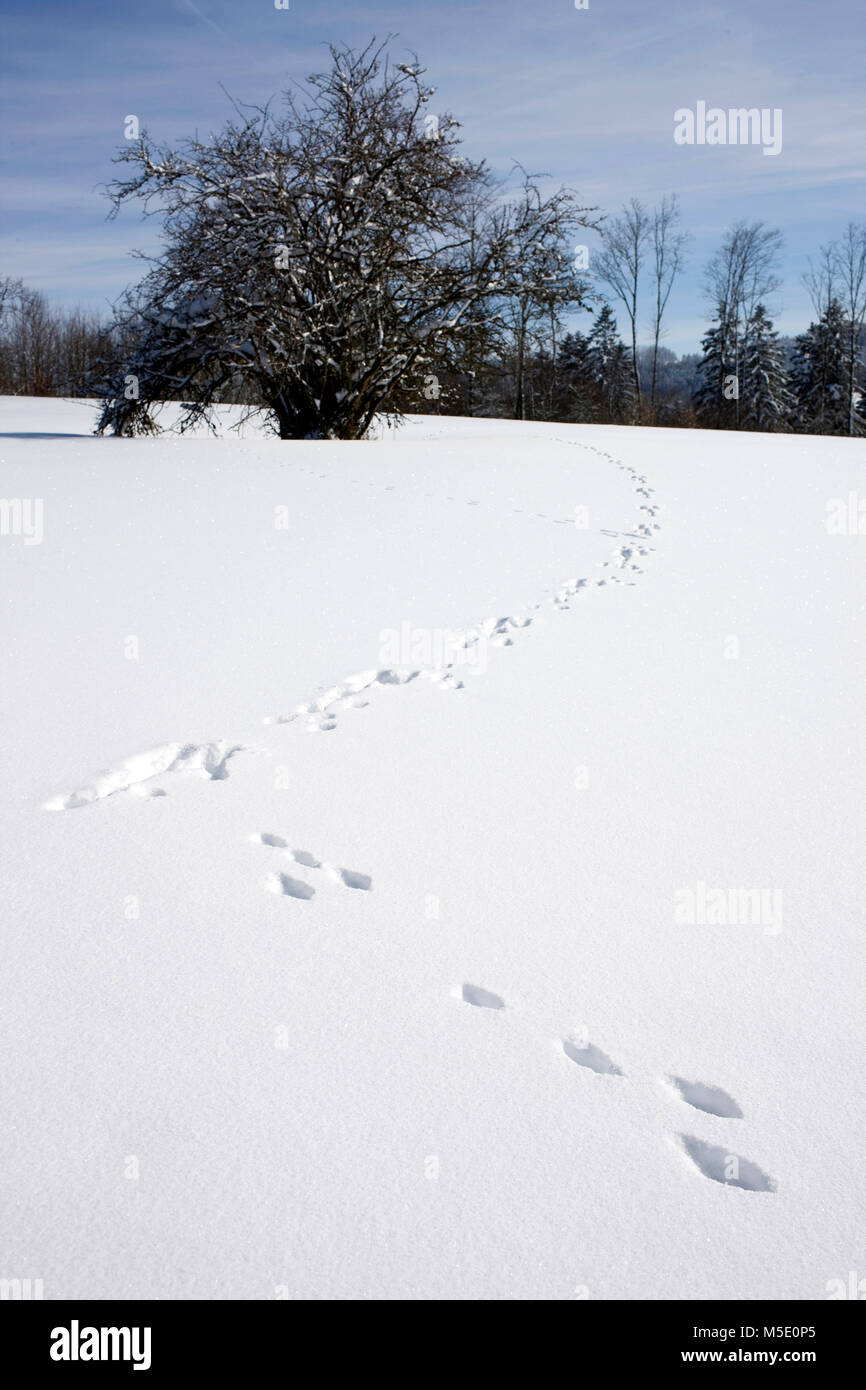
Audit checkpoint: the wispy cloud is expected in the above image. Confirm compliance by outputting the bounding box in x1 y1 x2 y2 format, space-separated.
175 0 232 44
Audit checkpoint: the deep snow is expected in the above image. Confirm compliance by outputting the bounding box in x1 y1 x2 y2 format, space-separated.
1 395 864 1299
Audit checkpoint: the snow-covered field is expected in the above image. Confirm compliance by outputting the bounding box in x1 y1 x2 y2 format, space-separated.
1 395 864 1300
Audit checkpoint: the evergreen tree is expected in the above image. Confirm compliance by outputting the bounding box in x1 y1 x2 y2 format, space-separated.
586 304 634 423
695 303 739 428
791 298 854 434
555 328 599 421
740 304 793 432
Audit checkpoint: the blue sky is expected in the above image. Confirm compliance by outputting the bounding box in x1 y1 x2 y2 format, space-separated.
1 0 863 352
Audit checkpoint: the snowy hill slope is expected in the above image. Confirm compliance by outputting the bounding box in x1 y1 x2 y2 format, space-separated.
1 397 864 1299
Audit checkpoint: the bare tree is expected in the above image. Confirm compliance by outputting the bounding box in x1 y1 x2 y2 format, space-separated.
594 198 651 416
703 220 783 427
6 283 58 394
0 277 24 392
495 170 594 420
832 222 866 435
802 242 837 319
1 280 59 394
0 276 111 396
94 40 593 439
648 195 688 422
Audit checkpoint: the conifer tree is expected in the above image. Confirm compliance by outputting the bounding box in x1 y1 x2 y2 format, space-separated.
791 298 854 434
586 304 634 423
740 304 793 432
555 328 599 421
695 304 739 428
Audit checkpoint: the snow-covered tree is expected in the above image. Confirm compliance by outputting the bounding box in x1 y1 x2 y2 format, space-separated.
740 304 793 432
586 304 634 422
830 223 866 436
95 41 593 440
790 298 857 435
495 172 595 420
699 221 783 427
694 304 739 428
555 328 598 421
553 306 633 423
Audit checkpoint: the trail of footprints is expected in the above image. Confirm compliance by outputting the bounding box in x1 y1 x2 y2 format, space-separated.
44 435 662 802
265 439 662 728
457 985 776 1194
252 830 373 900
250 821 771 1195
41 431 768 1197
304 461 582 528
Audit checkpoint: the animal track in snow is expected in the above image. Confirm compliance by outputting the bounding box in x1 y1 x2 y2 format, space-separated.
326 866 373 891
44 740 244 810
562 1038 624 1076
668 1077 743 1119
291 849 321 869
484 614 534 647
269 667 437 733
551 577 588 610
460 983 505 1010
253 832 288 848
678 1135 775 1192
267 624 541 729
603 545 643 574
49 433 661 813
267 872 315 901
273 436 660 738
254 833 372 896
375 669 419 686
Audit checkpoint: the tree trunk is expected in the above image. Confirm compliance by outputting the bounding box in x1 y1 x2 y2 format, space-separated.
515 313 527 421
630 307 641 421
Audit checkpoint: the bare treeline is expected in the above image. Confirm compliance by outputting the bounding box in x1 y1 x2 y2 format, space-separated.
0 277 111 397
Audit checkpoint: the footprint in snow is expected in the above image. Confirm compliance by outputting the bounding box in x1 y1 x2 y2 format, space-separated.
289 848 321 868
460 983 505 1010
562 1038 624 1076
253 831 288 848
668 1076 743 1119
678 1135 775 1192
267 872 315 901
45 740 243 810
254 835 372 893
326 865 372 891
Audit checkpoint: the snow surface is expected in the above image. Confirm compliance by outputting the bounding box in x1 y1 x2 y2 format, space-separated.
1 395 864 1299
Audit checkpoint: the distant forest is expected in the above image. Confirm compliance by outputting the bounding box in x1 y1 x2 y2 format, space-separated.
3 273 860 437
